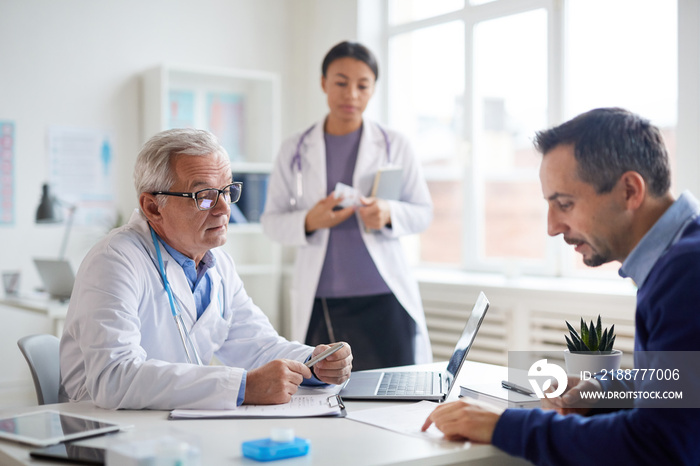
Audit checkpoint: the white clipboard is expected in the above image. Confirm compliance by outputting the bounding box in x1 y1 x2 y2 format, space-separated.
169 387 346 419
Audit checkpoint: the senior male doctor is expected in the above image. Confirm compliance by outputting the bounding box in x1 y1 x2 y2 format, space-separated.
59 128 352 410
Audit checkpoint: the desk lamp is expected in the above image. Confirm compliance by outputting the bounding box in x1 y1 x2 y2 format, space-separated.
35 183 76 260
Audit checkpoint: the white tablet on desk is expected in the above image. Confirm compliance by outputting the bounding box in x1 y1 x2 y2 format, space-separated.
0 410 125 447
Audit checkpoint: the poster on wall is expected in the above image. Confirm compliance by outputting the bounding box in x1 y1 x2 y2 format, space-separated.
48 126 116 228
0 121 15 225
168 90 196 128
206 92 245 162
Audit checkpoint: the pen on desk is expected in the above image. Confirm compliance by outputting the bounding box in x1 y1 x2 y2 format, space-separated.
305 343 345 368
501 380 536 397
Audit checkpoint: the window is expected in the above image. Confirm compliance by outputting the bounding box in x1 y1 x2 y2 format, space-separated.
379 0 680 279
563 0 678 276
388 21 465 264
473 9 548 269
389 0 464 25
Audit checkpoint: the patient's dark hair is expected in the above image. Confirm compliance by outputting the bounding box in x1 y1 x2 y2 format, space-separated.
322 41 379 81
534 107 671 197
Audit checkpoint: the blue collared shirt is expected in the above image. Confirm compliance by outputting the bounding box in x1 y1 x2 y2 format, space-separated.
154 235 250 404
619 191 700 287
153 234 323 404
157 239 216 319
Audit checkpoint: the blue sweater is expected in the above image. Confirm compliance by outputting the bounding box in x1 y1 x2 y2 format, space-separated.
492 217 700 465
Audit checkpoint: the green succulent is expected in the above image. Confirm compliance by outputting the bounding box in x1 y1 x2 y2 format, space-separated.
565 315 616 353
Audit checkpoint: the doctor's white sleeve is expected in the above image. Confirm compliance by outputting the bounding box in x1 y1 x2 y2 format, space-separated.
213 258 312 368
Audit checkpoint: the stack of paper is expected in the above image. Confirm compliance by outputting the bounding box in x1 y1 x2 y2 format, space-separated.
169 387 345 419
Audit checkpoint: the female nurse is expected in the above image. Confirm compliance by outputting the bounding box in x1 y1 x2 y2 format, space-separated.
261 41 433 370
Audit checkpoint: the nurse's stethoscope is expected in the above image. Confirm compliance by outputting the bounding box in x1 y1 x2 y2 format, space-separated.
289 123 391 207
150 226 203 366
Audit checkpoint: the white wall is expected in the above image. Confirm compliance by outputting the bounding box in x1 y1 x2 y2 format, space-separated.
677 0 700 193
1 0 296 287
287 0 361 132
0 0 360 407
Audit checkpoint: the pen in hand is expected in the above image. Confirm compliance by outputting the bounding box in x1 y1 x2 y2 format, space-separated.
305 343 345 368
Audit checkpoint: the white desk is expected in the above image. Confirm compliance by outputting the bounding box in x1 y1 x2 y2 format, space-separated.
0 361 532 465
0 294 69 337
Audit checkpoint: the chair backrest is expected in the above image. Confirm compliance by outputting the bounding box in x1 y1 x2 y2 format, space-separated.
17 334 60 405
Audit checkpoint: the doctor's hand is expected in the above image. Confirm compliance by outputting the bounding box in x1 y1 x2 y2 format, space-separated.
310 342 353 385
541 376 601 415
243 359 312 405
358 197 391 230
421 398 503 443
304 193 355 233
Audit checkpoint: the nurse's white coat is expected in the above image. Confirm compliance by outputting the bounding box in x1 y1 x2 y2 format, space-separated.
261 119 434 364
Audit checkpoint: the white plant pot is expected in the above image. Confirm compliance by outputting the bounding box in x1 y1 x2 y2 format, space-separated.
564 349 623 377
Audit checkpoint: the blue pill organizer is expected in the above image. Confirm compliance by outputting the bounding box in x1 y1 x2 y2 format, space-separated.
241 437 310 462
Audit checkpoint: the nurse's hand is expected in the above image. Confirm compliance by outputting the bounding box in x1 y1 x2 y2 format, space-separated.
311 342 353 385
304 193 355 233
243 359 312 405
358 197 391 230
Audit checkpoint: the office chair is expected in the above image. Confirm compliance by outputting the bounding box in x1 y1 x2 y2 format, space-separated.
17 334 60 405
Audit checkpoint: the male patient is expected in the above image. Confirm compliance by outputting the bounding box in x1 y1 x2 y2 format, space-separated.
423 108 700 464
60 128 352 410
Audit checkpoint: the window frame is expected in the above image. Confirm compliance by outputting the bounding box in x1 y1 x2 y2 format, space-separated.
365 0 696 280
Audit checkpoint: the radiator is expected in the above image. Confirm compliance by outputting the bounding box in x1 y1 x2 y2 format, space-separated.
418 275 636 368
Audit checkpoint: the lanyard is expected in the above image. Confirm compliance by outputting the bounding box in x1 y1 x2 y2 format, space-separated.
149 226 203 366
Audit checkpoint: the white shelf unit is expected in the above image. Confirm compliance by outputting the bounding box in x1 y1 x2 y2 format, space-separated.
141 64 283 329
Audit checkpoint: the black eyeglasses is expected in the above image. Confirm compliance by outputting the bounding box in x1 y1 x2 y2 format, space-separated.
151 182 242 211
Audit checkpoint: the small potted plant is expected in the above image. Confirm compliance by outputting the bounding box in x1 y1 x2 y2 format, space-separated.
564 315 622 376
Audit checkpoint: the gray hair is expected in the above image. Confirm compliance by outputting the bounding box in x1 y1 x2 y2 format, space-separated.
134 128 230 203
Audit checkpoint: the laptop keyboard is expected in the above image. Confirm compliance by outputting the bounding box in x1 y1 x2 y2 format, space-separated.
376 371 434 396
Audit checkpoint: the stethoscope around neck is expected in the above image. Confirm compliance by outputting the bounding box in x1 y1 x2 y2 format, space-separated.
288 123 391 207
150 226 203 366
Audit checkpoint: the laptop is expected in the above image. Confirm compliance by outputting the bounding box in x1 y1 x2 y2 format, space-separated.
340 291 490 401
33 258 75 300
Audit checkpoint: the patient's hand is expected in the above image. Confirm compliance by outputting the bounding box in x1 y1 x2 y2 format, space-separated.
541 375 601 415
421 398 503 443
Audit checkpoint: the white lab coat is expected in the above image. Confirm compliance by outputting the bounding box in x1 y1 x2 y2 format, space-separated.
59 210 314 410
260 119 434 364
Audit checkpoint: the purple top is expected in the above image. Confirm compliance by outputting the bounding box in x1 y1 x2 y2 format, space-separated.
314 125 390 298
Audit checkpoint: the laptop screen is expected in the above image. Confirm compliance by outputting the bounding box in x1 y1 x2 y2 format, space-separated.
444 292 490 390
33 258 75 299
